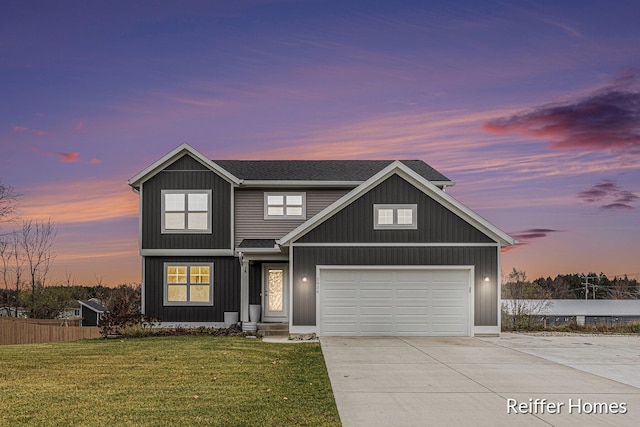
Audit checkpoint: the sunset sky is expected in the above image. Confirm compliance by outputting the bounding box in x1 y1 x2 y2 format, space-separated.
1 0 639 286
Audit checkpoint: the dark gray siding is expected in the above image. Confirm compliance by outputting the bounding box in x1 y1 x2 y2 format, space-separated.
81 306 99 326
142 164 232 250
164 155 209 171
144 256 240 322
297 174 494 244
292 246 498 327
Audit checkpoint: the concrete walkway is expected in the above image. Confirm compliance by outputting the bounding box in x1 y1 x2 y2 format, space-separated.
320 336 640 426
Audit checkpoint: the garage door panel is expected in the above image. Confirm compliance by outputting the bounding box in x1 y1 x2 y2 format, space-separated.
319 268 470 337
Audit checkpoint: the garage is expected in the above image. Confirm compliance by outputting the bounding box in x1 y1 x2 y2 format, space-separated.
317 267 472 337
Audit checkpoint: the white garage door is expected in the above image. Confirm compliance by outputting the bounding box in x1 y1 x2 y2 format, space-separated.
318 268 471 337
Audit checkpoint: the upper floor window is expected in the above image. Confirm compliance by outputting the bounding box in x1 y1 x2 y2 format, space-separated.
264 192 306 219
162 190 212 233
164 263 213 306
374 204 417 229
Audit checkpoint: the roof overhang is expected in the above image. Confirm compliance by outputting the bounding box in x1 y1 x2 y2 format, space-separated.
127 143 241 190
278 160 515 248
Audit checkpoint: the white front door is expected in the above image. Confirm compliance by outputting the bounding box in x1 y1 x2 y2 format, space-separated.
262 264 288 322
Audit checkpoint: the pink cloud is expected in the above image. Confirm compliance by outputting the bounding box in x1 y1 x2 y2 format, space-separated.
578 179 638 210
483 73 640 155
502 228 566 252
90 158 102 164
74 120 85 131
12 125 48 136
58 152 80 162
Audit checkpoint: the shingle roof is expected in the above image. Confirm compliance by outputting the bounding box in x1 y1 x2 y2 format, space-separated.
78 299 109 313
212 160 451 182
238 239 277 249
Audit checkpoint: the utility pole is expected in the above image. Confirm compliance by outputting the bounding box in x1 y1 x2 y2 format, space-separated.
581 275 598 300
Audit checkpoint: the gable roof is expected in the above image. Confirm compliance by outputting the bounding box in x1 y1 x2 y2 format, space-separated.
78 299 109 313
127 143 241 190
278 161 516 247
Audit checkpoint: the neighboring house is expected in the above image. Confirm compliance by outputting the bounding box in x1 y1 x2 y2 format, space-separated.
503 299 640 326
127 143 515 336
78 299 109 326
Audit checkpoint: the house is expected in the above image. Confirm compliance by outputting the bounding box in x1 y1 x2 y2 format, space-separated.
127 143 515 336
502 299 640 326
78 299 109 326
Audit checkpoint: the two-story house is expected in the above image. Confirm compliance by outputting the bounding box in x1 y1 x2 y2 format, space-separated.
128 143 515 336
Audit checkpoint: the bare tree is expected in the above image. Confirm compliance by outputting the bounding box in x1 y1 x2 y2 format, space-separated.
0 233 25 317
19 219 57 317
0 180 20 226
501 268 551 330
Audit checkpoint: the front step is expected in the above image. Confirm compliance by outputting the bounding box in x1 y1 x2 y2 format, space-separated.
256 322 289 337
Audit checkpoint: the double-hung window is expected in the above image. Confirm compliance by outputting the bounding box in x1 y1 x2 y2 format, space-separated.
164 263 213 306
374 204 417 229
162 190 211 233
264 193 306 219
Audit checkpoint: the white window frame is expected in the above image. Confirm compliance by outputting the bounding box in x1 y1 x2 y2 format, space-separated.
373 204 418 229
163 262 214 306
264 192 306 219
161 189 212 233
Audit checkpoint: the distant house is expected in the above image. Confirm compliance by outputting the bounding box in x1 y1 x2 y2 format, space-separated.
78 299 109 326
127 144 515 337
502 299 640 326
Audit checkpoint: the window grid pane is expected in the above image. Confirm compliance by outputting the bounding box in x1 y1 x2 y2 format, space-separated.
188 193 208 211
166 264 213 305
397 209 413 225
378 209 394 225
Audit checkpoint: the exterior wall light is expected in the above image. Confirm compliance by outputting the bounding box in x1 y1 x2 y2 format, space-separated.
302 276 308 282
483 276 490 282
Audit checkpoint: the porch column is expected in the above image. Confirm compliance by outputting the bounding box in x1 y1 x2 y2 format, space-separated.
240 258 250 323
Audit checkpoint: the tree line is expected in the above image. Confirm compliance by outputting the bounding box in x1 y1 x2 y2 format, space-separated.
503 270 640 300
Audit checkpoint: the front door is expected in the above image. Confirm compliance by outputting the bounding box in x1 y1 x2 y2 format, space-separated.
262 264 288 322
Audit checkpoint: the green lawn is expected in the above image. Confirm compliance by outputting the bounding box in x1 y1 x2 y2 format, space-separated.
0 336 341 426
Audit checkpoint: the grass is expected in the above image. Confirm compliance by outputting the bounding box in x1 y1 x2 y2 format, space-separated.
0 336 341 426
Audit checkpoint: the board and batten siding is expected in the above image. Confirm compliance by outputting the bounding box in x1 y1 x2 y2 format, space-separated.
292 246 498 327
142 164 232 250
144 256 240 323
234 189 349 247
297 174 494 244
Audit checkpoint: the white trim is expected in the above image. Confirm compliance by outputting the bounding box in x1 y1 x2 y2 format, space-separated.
163 262 214 306
315 265 475 337
373 204 417 230
161 189 212 234
239 253 288 262
288 245 294 332
128 143 241 189
264 192 306 219
140 249 234 256
291 242 499 247
278 161 515 247
262 263 289 322
242 180 363 188
240 259 249 323
234 247 280 254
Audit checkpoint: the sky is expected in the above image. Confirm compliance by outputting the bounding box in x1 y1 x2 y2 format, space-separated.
1 0 639 286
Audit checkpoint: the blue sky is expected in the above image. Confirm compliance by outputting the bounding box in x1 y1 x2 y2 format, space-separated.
1 0 639 285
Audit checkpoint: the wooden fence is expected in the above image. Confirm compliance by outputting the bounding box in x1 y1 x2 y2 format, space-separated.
0 317 101 345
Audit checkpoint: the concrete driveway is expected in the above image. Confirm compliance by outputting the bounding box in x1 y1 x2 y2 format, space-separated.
320 335 640 426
